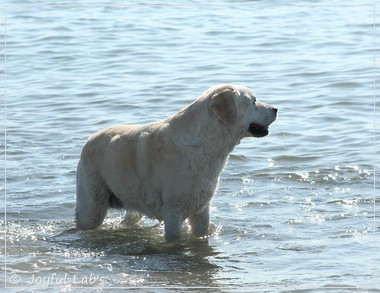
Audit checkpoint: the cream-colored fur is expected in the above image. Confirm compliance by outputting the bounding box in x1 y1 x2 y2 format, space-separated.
76 84 277 241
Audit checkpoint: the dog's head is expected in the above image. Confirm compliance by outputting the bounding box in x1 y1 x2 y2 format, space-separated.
209 84 277 138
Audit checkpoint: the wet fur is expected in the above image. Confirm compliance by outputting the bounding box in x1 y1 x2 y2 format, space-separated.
75 84 277 241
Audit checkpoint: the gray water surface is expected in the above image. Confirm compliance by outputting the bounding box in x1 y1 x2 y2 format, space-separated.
2 1 378 292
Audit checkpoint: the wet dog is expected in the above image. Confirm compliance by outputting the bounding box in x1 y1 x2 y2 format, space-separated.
76 84 277 241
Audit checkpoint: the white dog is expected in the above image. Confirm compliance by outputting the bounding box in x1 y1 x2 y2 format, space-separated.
76 84 277 241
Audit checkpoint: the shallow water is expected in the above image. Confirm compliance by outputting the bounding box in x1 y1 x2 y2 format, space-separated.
2 1 378 292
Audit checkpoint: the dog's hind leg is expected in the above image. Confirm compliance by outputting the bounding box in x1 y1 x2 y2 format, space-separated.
75 160 110 230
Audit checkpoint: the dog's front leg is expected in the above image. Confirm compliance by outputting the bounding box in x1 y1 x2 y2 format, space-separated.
189 205 210 237
163 208 183 242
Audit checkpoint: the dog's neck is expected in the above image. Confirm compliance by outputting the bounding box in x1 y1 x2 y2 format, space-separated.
163 99 241 157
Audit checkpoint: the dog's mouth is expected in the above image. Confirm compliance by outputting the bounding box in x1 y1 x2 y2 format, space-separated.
249 123 269 138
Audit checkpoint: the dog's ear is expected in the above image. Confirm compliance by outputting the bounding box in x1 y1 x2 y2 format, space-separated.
209 88 237 125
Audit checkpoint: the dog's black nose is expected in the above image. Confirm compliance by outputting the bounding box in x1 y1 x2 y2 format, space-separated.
273 108 278 114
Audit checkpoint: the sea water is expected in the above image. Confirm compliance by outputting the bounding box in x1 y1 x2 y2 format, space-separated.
1 1 378 292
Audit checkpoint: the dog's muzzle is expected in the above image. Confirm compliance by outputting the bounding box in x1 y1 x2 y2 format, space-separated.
249 123 269 138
